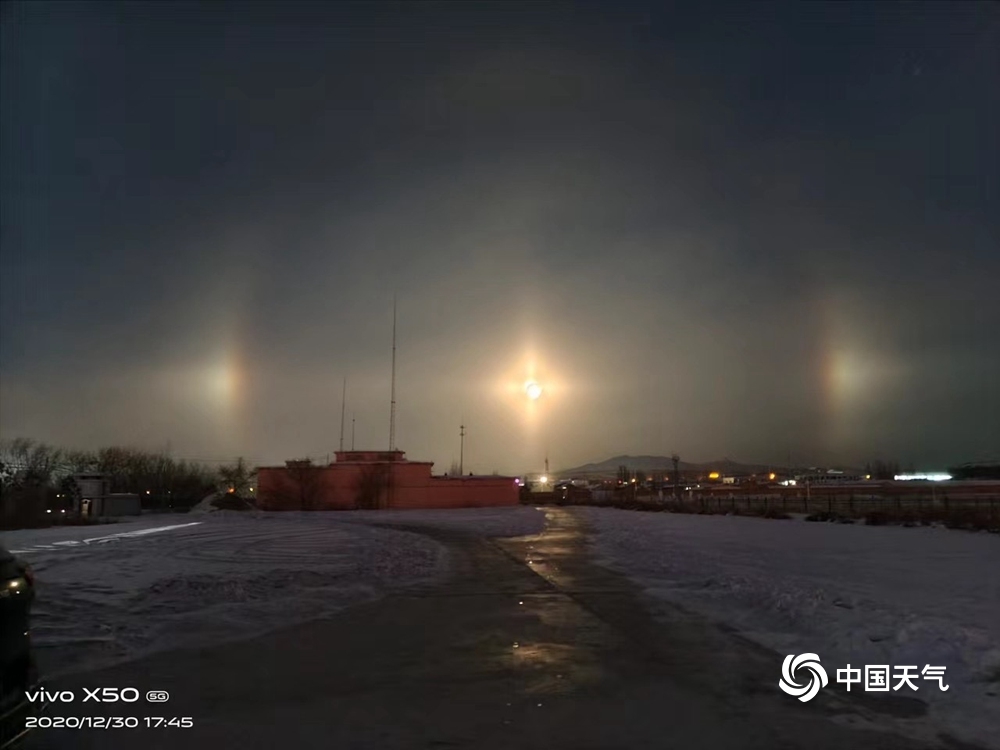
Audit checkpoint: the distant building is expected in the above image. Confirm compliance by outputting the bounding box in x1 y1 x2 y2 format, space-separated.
794 469 869 484
257 450 519 511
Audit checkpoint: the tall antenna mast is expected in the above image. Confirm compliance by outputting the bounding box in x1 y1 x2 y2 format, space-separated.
389 294 397 452
339 376 347 454
351 413 356 451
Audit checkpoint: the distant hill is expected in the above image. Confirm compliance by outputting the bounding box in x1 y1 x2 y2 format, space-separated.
556 455 782 477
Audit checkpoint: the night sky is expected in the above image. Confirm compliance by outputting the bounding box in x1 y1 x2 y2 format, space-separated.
1 1 998 474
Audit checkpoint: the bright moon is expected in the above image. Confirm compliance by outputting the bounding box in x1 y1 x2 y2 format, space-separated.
524 380 543 400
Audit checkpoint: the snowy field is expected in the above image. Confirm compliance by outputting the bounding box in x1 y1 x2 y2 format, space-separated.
581 507 1000 749
337 505 547 537
2 507 545 678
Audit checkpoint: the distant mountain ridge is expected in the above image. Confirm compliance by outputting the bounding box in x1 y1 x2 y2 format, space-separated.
556 455 783 477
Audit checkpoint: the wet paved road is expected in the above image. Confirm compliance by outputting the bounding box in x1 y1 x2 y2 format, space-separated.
26 508 950 749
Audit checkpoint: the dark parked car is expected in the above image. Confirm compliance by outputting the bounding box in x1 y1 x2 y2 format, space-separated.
0 545 36 749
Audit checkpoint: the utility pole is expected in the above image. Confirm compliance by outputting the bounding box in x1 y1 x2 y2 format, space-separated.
339 376 347 453
351 413 356 451
389 295 397 453
459 423 465 476
386 295 398 511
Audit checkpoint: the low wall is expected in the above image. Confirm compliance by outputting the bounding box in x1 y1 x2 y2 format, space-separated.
417 477 519 509
258 464 519 510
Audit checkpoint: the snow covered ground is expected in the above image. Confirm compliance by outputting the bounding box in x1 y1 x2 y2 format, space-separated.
580 507 1000 749
12 504 993 745
338 505 547 537
2 507 545 678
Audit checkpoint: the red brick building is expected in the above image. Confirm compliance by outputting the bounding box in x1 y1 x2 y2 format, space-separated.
257 450 519 511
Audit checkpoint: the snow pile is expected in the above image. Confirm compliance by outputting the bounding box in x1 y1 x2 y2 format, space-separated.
8 513 449 678
581 507 1000 748
188 493 224 514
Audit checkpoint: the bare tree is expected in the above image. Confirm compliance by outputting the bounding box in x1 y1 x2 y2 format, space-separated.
0 438 64 485
0 439 62 528
63 449 98 475
281 459 323 510
218 457 257 500
355 464 389 509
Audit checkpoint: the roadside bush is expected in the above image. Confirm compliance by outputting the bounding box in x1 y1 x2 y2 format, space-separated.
941 509 1000 532
805 511 844 523
865 511 890 526
758 507 792 520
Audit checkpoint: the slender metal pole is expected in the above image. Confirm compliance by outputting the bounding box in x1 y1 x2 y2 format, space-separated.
672 454 680 498
389 295 397 452
351 413 355 451
459 423 465 476
339 377 346 453
387 295 397 510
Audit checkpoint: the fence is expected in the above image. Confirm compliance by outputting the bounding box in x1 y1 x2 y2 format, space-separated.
663 492 998 517
523 488 1000 529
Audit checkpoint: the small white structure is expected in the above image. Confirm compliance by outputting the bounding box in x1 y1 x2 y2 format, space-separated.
794 469 869 484
71 474 142 517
